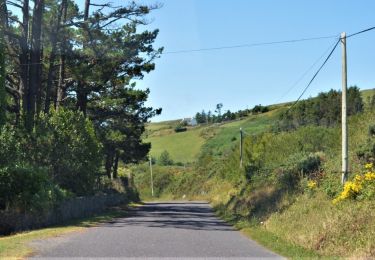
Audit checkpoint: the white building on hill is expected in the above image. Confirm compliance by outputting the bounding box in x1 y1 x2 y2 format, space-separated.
180 117 198 126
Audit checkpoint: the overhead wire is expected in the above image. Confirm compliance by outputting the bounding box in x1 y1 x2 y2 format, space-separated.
286 38 341 112
283 26 375 112
163 35 337 54
274 36 340 104
347 26 375 38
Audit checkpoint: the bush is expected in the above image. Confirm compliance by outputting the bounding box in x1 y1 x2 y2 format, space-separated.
158 150 174 166
174 125 187 132
30 109 102 195
252 104 269 114
0 166 70 213
356 125 375 163
274 153 322 190
0 124 26 167
333 163 375 203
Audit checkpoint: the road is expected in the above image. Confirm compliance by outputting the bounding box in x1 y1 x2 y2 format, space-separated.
32 201 281 259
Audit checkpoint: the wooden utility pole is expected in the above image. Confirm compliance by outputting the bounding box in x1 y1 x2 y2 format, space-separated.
149 156 154 197
341 32 348 184
240 128 243 168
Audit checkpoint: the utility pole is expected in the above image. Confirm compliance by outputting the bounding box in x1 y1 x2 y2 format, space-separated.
240 128 243 168
149 156 154 197
341 32 348 184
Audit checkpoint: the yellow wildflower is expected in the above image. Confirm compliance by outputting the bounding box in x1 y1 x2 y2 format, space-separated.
365 163 373 170
364 172 375 181
307 180 317 189
354 174 363 182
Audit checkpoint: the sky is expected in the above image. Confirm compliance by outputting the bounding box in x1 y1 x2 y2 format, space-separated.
15 0 375 122
128 0 375 122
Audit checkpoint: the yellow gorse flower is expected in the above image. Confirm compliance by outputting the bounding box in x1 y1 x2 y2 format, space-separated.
333 162 375 204
307 180 317 189
364 172 375 181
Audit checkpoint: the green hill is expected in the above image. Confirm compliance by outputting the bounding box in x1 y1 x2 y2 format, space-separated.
144 109 281 163
135 88 375 258
145 88 375 163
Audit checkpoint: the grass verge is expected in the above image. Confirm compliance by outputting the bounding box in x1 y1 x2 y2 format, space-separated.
0 205 133 259
240 226 322 259
214 207 323 259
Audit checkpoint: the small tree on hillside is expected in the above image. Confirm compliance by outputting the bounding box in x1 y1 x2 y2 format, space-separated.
158 150 173 166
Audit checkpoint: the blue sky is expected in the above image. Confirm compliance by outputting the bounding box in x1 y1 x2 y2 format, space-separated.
14 0 375 121
130 0 375 121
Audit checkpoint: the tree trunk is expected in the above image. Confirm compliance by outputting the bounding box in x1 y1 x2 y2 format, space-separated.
56 0 68 111
20 0 30 129
113 152 119 179
0 0 6 126
105 152 114 179
76 83 87 116
75 0 90 116
27 0 44 130
45 0 65 113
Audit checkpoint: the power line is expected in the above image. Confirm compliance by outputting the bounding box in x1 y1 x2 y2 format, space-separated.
347 26 375 38
163 26 375 55
274 37 340 104
286 38 341 112
163 35 337 54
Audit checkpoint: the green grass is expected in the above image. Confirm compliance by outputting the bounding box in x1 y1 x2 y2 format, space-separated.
145 109 280 162
241 227 323 259
264 192 375 258
0 205 132 259
145 127 206 163
203 110 280 156
361 88 375 104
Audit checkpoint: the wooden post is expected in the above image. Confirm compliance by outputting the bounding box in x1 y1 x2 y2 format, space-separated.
149 156 154 197
341 32 348 184
240 128 243 168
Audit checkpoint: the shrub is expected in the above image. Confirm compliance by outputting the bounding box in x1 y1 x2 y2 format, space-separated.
174 125 187 132
356 125 375 163
0 166 70 213
158 150 174 166
333 163 375 203
31 109 102 195
0 124 26 167
252 104 269 114
274 153 322 190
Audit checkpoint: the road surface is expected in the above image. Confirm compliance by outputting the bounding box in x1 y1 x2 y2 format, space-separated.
32 201 281 259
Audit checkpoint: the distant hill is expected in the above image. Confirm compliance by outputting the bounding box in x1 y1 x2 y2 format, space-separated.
144 88 375 163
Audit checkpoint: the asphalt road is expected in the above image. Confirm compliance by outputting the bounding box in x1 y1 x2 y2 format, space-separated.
32 201 282 259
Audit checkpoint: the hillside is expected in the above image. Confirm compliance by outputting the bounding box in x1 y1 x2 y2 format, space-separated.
144 108 282 162
134 87 375 258
145 87 374 163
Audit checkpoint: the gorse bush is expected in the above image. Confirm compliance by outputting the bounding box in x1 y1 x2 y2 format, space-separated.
333 163 375 204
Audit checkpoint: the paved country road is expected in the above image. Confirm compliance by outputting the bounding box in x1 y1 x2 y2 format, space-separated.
32 201 282 259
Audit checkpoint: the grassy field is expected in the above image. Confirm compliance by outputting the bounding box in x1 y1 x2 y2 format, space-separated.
145 126 206 163
203 109 281 156
145 109 281 162
0 205 131 259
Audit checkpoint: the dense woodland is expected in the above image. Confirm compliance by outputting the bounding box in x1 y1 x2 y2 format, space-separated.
0 0 162 212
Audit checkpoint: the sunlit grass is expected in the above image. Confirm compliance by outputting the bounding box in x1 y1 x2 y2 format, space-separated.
145 127 205 163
